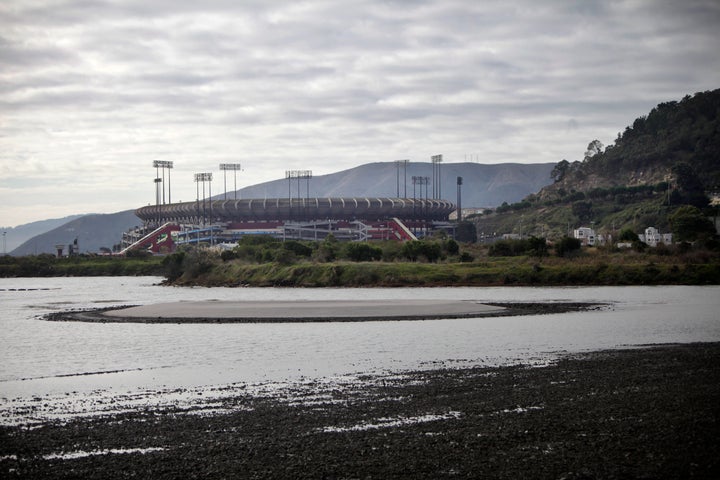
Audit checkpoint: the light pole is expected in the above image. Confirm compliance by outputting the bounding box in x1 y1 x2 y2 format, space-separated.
456 176 463 222
394 159 409 197
153 161 173 204
220 163 242 200
285 170 312 221
431 154 442 199
154 177 162 225
194 172 212 227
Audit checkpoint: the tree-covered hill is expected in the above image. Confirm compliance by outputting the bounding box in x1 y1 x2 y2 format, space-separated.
471 90 720 242
547 89 720 197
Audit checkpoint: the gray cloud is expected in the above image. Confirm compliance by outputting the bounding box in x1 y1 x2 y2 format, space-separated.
1 0 719 226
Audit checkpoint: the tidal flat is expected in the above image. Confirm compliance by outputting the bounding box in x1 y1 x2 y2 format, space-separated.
2 343 718 479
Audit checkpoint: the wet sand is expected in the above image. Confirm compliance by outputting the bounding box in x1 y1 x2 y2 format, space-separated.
2 343 718 479
46 300 601 323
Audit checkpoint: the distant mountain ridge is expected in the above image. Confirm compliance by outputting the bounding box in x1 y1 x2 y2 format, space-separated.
233 162 554 208
10 211 139 256
10 162 554 255
2 215 84 253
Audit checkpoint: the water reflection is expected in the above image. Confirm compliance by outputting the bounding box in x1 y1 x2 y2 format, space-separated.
1 277 719 424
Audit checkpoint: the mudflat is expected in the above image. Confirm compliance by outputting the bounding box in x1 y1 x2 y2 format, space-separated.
2 343 718 479
104 299 505 321
47 300 602 323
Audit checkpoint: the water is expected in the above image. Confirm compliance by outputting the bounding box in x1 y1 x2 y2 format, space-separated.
1 277 719 425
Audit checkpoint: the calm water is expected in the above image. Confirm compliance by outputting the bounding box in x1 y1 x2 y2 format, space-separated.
1 277 719 424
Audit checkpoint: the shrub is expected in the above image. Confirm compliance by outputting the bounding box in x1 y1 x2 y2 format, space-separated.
344 242 382 262
162 252 185 281
220 249 237 262
488 239 527 257
401 241 442 262
455 222 477 243
444 239 460 255
618 228 638 242
282 240 313 258
459 252 474 263
527 236 548 258
555 237 582 257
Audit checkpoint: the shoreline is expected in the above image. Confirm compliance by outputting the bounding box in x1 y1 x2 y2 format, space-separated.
43 301 606 323
1 342 718 478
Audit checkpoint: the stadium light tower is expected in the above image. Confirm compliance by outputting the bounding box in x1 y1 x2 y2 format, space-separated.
395 159 409 197
431 155 442 199
194 172 212 226
153 161 173 204
153 177 162 225
456 176 463 222
220 163 242 200
286 170 312 219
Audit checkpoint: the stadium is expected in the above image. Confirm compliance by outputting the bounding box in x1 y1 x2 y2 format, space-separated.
120 197 457 254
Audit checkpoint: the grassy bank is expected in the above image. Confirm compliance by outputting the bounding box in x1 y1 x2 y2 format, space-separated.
0 254 165 277
170 251 720 287
3 241 719 286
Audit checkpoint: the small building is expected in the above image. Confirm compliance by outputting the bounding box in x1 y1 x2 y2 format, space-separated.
639 227 672 247
573 227 596 246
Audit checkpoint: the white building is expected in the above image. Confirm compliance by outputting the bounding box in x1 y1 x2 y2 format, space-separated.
639 227 672 247
573 227 596 246
502 233 522 240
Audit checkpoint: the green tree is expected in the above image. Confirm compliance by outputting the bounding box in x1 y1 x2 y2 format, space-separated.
555 237 582 257
571 201 593 222
314 234 339 262
618 228 638 242
551 159 570 183
444 238 460 255
455 221 477 243
401 241 442 262
584 139 604 160
344 242 382 262
670 205 716 242
282 240 313 258
671 162 709 208
527 236 548 259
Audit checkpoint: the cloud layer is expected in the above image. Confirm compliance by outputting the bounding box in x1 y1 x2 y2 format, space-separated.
2 0 720 226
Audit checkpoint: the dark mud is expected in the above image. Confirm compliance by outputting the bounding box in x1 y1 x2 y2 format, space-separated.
2 343 718 479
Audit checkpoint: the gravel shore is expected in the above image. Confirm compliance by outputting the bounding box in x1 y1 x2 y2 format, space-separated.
2 343 718 479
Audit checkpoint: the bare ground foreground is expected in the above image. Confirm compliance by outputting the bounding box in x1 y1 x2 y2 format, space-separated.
2 343 719 479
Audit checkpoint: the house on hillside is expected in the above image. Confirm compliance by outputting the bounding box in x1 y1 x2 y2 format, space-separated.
639 227 672 247
573 227 596 246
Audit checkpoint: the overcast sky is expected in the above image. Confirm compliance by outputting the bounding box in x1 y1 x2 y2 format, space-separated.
2 0 719 227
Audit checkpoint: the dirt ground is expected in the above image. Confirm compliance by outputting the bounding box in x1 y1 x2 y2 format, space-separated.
2 343 719 479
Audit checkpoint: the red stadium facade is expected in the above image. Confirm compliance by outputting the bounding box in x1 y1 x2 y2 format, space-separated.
120 197 455 254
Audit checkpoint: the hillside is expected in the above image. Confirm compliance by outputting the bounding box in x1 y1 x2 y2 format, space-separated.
231 162 554 208
2 215 84 253
10 210 138 256
546 89 720 195
472 89 720 240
